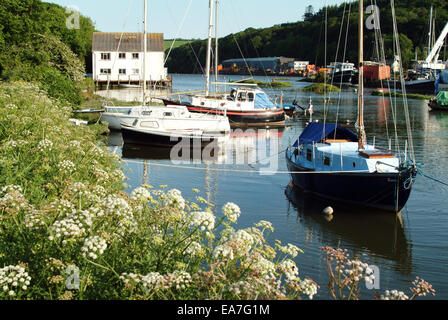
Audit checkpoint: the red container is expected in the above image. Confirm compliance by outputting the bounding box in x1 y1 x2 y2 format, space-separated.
364 64 390 80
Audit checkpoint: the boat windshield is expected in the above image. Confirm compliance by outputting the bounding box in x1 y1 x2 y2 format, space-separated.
254 93 276 109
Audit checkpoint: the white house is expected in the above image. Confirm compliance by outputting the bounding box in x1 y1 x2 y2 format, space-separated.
92 32 169 86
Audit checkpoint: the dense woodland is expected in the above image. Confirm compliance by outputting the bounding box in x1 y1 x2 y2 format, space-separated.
166 0 448 74
0 0 95 104
1 0 447 99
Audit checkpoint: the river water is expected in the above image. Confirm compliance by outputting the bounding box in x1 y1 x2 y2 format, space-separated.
101 74 448 299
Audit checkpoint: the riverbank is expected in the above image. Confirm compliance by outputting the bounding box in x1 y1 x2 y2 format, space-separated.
0 81 319 300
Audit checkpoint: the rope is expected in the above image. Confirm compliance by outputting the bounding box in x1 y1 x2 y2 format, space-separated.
120 158 371 175
418 169 448 188
164 0 194 64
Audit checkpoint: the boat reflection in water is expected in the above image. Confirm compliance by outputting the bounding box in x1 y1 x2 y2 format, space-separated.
285 183 412 273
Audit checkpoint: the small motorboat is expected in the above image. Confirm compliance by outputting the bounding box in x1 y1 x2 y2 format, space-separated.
428 91 448 111
118 105 230 147
121 122 229 148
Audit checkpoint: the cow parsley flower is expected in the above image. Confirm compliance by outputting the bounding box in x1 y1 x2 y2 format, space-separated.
222 202 241 223
0 266 31 297
278 259 299 280
189 211 215 231
81 236 107 260
38 139 53 152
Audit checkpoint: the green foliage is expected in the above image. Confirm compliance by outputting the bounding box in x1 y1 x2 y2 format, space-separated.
0 0 96 105
303 83 341 93
167 0 448 73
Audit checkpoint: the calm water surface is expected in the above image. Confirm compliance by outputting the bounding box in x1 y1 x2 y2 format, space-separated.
103 74 448 299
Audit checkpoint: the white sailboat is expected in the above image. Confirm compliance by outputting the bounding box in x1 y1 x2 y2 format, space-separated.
285 0 418 212
101 0 230 144
161 0 286 128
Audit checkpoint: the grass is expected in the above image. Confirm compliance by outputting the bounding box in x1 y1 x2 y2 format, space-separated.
164 39 193 51
371 90 432 100
303 83 341 93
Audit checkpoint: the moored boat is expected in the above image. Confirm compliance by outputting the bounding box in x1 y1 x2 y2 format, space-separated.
285 0 418 213
285 123 416 212
162 86 285 128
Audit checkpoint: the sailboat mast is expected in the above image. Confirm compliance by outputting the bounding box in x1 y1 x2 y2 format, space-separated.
357 0 366 150
143 0 147 105
428 6 433 56
214 0 219 94
205 0 214 96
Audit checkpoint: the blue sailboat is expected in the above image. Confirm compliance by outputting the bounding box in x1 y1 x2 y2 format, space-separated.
285 0 417 213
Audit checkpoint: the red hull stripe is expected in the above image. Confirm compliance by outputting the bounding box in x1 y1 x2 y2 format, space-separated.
187 107 284 116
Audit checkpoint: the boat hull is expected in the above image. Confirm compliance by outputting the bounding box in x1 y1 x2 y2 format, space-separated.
428 99 448 111
331 71 354 84
285 152 415 212
121 125 224 148
162 99 285 128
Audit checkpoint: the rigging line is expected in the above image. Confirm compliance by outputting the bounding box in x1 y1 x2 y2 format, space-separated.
322 3 329 141
120 159 371 174
419 170 448 188
164 0 194 65
105 0 135 99
327 3 347 105
391 0 416 164
334 2 352 137
371 0 391 144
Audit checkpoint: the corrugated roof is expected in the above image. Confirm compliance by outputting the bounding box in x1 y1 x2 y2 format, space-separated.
92 32 164 52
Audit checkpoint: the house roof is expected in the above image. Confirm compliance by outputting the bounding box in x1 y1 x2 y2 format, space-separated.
92 32 164 52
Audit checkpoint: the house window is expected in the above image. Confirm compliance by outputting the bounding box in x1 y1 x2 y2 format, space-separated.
132 69 140 75
119 53 126 59
119 69 126 75
132 53 139 59
100 69 111 75
248 93 254 102
101 53 111 60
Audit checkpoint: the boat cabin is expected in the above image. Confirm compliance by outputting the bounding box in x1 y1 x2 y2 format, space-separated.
191 87 278 111
291 123 399 173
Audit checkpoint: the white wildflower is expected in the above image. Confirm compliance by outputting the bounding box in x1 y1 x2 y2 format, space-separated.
0 266 31 298
278 259 299 280
38 139 53 152
81 236 107 260
131 187 152 202
189 211 215 231
222 202 241 223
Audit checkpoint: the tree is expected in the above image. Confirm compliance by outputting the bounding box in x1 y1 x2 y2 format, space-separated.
303 5 314 21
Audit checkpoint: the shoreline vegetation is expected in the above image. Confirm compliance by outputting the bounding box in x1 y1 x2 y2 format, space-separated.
303 83 341 94
371 90 432 100
0 81 436 300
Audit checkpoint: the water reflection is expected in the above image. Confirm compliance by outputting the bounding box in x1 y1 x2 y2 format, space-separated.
284 183 412 274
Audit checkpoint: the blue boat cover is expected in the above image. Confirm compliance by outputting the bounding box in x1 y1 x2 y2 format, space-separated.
293 122 358 147
440 70 448 84
254 93 276 109
436 70 448 93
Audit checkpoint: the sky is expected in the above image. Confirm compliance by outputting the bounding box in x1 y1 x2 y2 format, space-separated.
44 0 347 39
